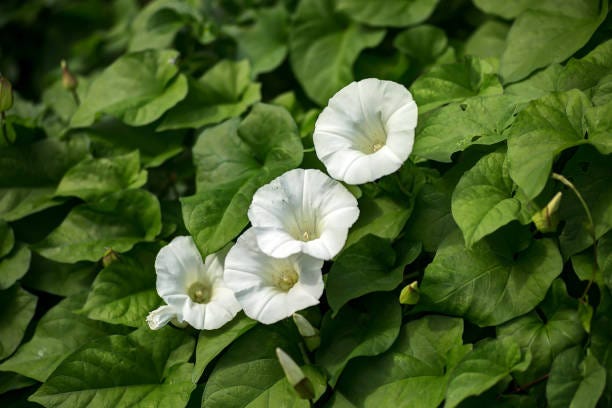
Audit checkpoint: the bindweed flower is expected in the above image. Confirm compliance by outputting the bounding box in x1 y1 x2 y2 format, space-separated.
224 228 324 324
313 78 418 185
248 168 359 260
147 236 241 330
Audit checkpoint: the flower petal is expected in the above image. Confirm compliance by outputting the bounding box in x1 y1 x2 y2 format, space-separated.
155 236 205 301
313 78 418 184
146 304 178 330
225 228 324 324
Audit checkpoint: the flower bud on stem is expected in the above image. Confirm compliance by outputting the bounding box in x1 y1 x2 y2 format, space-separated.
276 348 315 401
532 192 562 233
0 74 13 145
61 60 80 105
399 281 420 305
293 313 320 352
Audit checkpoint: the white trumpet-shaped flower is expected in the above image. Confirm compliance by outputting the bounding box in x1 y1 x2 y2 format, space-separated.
313 78 418 185
248 168 359 260
147 236 241 330
224 228 324 324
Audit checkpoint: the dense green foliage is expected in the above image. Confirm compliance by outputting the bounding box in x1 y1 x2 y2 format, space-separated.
0 0 610 406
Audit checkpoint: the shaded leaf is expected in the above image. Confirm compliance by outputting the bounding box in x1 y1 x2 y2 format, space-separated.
337 0 439 28
0 285 37 360
0 245 30 290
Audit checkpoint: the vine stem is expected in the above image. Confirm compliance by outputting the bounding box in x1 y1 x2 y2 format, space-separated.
71 89 80 105
551 172 598 300
510 374 550 394
1 111 8 144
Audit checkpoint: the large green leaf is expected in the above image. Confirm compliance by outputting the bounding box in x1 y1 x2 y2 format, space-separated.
497 279 586 384
0 220 14 258
505 39 612 102
202 324 307 408
0 293 129 382
70 49 188 127
82 244 161 327
507 90 592 199
30 326 196 408
21 254 97 297
158 59 261 131
419 232 562 326
336 0 439 28
0 285 37 360
393 24 448 65
56 151 147 201
344 196 412 249
223 4 289 75
0 245 30 290
289 0 385 105
559 146 612 257
472 0 530 19
337 316 469 408
464 21 509 59
500 0 607 83
546 346 606 408
414 95 519 162
326 235 400 314
34 189 161 263
586 101 612 154
591 287 612 406
193 313 257 383
452 151 532 247
0 138 89 221
410 56 503 113
316 293 401 386
183 103 302 256
445 337 530 408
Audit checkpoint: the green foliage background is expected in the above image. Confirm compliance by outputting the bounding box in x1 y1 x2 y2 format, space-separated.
0 0 611 407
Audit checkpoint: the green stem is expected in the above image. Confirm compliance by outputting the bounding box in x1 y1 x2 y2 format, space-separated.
1 111 8 145
71 89 80 105
551 173 598 300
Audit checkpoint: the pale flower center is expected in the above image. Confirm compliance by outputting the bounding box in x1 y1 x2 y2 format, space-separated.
275 269 299 292
187 281 212 304
355 113 387 154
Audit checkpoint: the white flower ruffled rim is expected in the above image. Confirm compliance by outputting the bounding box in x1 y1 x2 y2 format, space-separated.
224 228 324 325
313 78 418 185
147 236 241 331
247 168 360 260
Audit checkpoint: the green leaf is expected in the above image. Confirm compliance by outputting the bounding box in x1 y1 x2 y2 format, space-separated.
56 151 147 201
497 279 586 384
404 172 456 252
158 59 261 131
591 287 612 405
500 0 608 83
128 0 203 52
586 101 612 155
451 151 532 247
21 254 97 297
472 0 530 19
34 189 162 263
445 337 529 408
70 49 188 127
344 196 412 249
0 220 14 258
337 315 468 408
0 137 89 221
0 293 129 382
414 95 519 162
546 347 606 408
183 103 302 256
289 0 385 105
419 232 562 326
30 326 196 408
559 147 612 257
465 21 510 59
336 0 439 28
82 244 161 327
193 313 257 383
202 324 308 408
505 39 612 102
0 245 31 290
394 24 447 65
326 235 398 314
410 56 503 113
0 285 37 360
223 4 289 75
0 372 36 395
81 120 185 168
507 90 592 199
316 293 401 386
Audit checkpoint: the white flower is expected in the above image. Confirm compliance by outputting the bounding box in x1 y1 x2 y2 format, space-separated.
147 236 241 330
248 168 359 260
225 228 324 324
313 78 418 185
